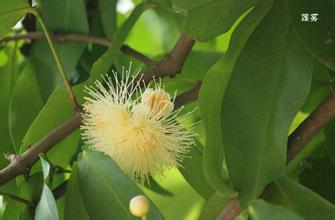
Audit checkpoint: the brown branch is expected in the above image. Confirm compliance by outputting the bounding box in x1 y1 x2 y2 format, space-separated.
0 32 155 66
174 81 201 109
217 198 242 220
0 33 196 188
287 93 335 162
141 33 196 83
0 112 82 186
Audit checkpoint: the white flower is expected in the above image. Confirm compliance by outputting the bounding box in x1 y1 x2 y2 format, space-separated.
81 67 196 182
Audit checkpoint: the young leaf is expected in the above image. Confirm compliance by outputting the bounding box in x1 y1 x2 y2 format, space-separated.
76 148 164 220
199 0 274 194
248 199 303 220
221 1 312 204
35 155 59 220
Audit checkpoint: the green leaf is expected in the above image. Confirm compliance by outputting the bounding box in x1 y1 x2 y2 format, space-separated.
64 163 89 220
184 0 257 41
77 148 164 220
179 140 214 199
199 0 274 194
35 155 59 220
172 0 215 10
2 173 43 220
87 2 156 85
275 175 335 220
31 0 89 98
221 1 312 204
21 88 80 168
199 192 233 220
0 0 30 37
248 199 303 220
284 0 335 70
99 0 117 39
0 46 18 167
9 60 44 152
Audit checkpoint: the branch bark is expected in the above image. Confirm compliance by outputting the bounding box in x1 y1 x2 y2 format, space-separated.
0 32 155 66
287 94 335 162
0 33 196 187
0 112 82 186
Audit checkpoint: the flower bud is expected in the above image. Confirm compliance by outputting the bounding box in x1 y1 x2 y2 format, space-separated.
141 88 174 116
129 195 150 217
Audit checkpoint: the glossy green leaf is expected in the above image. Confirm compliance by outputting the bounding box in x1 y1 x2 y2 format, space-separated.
284 0 335 70
21 88 80 168
199 192 233 220
77 148 164 220
64 163 89 220
35 155 59 220
248 199 303 220
199 0 274 194
87 2 156 85
221 2 312 204
9 60 44 152
179 140 214 199
0 0 30 37
184 0 257 41
275 175 335 220
99 0 117 39
31 0 89 98
0 46 18 167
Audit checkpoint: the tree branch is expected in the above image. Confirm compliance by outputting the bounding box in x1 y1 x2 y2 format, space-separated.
287 93 335 162
174 81 201 109
0 112 82 186
0 33 196 188
217 198 242 220
0 32 155 66
141 33 196 83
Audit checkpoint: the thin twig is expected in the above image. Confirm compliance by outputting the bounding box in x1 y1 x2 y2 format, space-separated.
36 15 79 110
0 32 155 66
